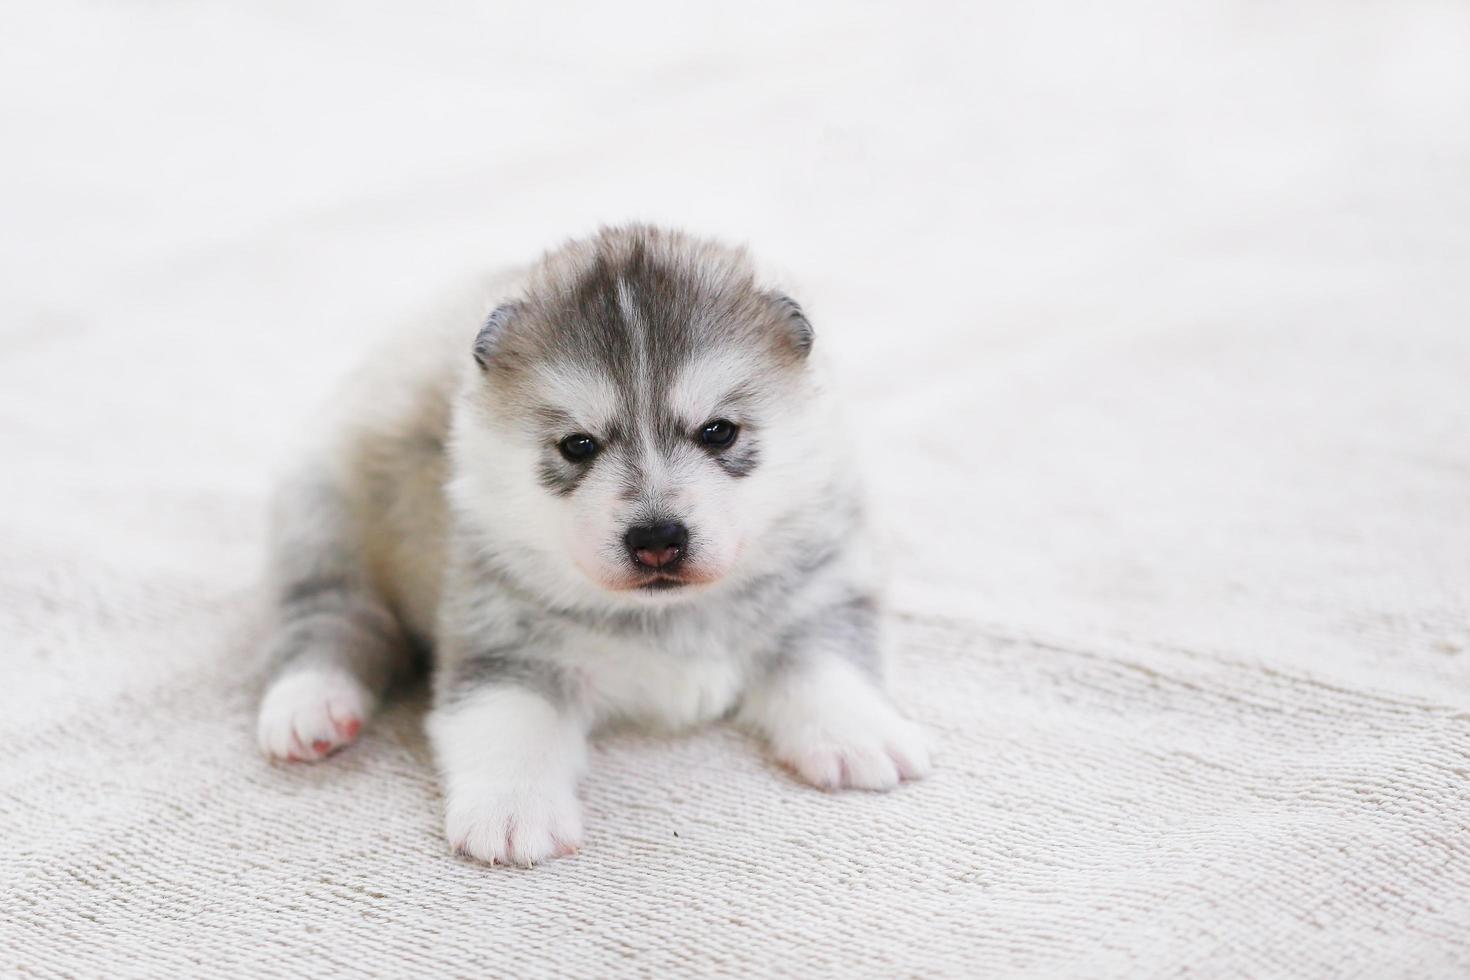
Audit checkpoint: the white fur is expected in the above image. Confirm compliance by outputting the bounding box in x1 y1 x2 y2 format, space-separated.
526 360 625 432
428 687 588 866
550 632 749 731
257 667 374 761
664 348 770 424
738 656 932 791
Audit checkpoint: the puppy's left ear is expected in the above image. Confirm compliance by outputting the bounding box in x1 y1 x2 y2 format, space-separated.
473 302 518 368
768 292 814 358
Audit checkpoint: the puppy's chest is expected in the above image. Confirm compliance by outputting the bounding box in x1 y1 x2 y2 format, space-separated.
553 619 769 730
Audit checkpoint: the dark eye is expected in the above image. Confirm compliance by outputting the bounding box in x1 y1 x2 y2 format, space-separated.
699 419 739 449
558 433 599 462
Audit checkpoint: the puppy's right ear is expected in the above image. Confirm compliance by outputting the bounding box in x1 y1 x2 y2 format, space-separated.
473 303 518 368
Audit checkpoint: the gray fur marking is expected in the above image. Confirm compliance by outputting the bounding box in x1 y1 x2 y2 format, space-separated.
537 455 591 496
262 469 418 694
710 441 759 478
769 593 882 680
440 645 567 705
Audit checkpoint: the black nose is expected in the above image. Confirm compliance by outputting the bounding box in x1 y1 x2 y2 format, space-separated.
625 521 688 569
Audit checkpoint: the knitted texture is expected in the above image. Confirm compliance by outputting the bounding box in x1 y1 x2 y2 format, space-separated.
4 2 1470 976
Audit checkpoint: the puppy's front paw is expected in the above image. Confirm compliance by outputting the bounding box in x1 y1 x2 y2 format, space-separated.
257 668 372 762
742 656 933 792
444 777 583 867
776 703 931 792
429 686 590 866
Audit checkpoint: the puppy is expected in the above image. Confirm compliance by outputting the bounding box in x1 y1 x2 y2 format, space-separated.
256 225 930 865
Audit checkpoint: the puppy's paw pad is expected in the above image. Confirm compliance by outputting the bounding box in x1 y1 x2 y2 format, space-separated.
445 783 584 868
257 670 373 762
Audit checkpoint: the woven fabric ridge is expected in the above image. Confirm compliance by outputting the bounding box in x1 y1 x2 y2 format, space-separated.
4 614 1469 977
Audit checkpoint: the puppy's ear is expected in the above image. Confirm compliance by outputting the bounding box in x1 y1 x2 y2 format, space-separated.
769 292 814 357
473 303 518 368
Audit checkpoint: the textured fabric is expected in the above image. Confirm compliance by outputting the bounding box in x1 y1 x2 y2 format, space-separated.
4 2 1470 977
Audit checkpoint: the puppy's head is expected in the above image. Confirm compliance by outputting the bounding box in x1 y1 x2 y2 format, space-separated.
453 226 830 607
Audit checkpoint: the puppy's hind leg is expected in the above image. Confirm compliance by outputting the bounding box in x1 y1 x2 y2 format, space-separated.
256 471 413 762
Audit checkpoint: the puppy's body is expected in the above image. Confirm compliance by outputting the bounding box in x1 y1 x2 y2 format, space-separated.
257 227 929 865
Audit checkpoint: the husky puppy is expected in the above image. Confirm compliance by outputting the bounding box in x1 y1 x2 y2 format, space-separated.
256 226 930 866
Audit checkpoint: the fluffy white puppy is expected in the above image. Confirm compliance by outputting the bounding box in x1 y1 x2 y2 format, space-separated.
256 225 930 865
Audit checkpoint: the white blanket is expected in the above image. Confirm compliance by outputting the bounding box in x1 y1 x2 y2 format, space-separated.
4 2 1468 976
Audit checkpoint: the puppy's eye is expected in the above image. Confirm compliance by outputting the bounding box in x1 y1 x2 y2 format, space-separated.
558 433 599 462
699 419 739 449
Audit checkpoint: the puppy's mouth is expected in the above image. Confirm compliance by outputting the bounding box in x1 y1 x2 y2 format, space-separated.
637 577 689 591
605 566 723 593
632 566 713 590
